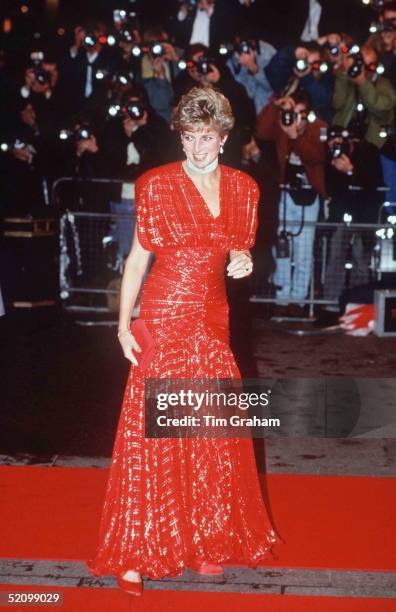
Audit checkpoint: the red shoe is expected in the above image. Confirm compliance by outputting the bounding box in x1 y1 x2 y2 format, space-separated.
116 571 143 596
189 561 224 575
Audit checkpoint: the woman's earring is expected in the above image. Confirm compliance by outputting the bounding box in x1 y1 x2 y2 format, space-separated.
220 144 224 155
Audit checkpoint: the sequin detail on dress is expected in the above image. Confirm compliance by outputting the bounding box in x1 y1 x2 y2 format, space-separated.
86 162 282 579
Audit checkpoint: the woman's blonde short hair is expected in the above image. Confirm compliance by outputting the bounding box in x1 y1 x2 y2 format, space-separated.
171 86 235 136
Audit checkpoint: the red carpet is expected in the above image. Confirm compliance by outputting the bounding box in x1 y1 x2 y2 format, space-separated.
0 585 394 612
0 466 394 572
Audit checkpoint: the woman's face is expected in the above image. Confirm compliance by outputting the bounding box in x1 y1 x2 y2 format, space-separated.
181 126 226 168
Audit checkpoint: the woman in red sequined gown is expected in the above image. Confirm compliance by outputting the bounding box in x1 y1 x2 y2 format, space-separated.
87 87 281 588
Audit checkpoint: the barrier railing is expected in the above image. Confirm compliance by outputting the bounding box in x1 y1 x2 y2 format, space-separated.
54 178 396 318
59 211 396 315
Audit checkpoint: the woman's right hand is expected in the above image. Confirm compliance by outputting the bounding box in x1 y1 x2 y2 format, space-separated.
118 331 142 365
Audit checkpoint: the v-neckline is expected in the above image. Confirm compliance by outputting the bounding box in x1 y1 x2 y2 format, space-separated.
181 161 223 221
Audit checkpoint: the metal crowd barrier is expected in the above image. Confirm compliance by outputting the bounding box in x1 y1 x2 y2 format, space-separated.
59 212 396 316
54 177 396 319
250 220 396 314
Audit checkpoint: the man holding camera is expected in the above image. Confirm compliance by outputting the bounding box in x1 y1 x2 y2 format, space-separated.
332 44 395 148
226 35 276 113
134 26 182 123
265 41 334 122
60 22 116 117
333 42 396 213
367 0 396 87
101 89 171 257
256 90 327 316
316 126 385 325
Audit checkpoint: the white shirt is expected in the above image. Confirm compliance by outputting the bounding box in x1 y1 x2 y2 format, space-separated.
121 141 140 199
186 6 214 47
301 0 322 42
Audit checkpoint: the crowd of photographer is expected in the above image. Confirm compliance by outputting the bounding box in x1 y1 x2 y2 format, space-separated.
0 0 395 319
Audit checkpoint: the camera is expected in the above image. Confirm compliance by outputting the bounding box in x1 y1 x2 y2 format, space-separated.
320 126 352 142
107 100 146 120
123 100 146 120
59 125 92 141
195 57 214 75
83 32 108 48
379 126 396 140
149 41 165 57
130 41 165 58
0 138 29 152
369 19 396 33
325 42 340 57
119 28 135 43
237 40 254 54
30 51 51 86
281 109 295 126
320 126 353 159
295 57 309 73
342 44 365 78
329 141 350 159
281 109 316 127
113 9 127 23
112 71 134 86
95 69 134 86
83 32 97 48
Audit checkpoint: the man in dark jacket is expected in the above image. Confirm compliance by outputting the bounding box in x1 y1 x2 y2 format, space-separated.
316 127 386 325
265 41 334 123
101 89 171 257
170 0 237 53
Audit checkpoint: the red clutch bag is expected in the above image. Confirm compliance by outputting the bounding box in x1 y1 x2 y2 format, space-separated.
129 319 158 370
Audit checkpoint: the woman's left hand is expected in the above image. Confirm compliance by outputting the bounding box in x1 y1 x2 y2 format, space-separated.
227 251 253 279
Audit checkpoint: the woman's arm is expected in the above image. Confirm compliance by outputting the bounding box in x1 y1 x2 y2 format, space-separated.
117 226 152 364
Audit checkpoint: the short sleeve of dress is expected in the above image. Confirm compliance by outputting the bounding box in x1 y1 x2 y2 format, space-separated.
135 172 163 251
229 173 260 250
244 178 259 249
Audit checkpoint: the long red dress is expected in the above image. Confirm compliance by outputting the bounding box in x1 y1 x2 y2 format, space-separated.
87 161 282 580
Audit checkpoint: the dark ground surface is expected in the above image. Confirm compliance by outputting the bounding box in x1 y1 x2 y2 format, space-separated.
1 305 395 458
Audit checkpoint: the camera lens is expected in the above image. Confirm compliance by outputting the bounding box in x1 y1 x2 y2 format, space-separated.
295 58 308 72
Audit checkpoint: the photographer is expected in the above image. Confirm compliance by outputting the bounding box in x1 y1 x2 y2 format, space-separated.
256 91 328 316
54 113 108 213
101 88 171 257
17 51 63 127
59 21 117 118
332 44 396 148
265 41 334 122
135 26 182 123
1 98 52 216
367 2 396 211
173 44 256 167
20 55 59 102
226 35 276 113
367 0 396 87
317 126 385 325
333 43 396 213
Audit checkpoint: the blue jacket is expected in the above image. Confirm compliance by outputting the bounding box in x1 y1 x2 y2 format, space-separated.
226 41 276 114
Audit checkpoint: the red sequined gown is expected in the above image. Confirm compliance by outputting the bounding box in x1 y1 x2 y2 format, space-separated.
87 161 281 579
